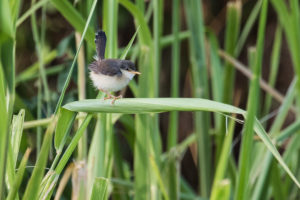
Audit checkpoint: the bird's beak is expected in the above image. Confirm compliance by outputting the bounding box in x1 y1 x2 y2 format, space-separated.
129 71 141 75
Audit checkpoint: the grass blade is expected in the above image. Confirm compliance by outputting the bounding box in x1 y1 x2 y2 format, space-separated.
55 115 93 174
263 25 282 116
253 119 300 188
210 120 235 200
7 148 31 200
63 98 246 114
168 0 180 149
235 0 262 56
184 0 211 195
50 0 94 47
53 0 98 114
235 0 268 198
22 118 57 200
222 1 241 104
90 177 108 200
11 109 25 166
120 27 140 60
63 97 300 190
54 108 76 151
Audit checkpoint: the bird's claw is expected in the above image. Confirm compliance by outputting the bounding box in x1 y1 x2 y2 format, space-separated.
111 95 122 104
102 93 122 104
104 95 113 100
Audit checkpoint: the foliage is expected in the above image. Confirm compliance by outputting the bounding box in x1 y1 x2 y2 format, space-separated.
0 0 299 199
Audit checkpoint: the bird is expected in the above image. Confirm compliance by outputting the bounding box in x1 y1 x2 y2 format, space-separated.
89 30 141 104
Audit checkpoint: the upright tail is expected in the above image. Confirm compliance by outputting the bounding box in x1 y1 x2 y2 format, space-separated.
95 30 106 60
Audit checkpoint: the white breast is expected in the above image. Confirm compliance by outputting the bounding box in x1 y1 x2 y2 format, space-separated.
89 70 135 92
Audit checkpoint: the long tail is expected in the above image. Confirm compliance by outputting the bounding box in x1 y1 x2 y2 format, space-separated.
95 30 106 60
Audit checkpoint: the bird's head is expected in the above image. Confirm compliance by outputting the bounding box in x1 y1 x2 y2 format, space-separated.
120 60 141 75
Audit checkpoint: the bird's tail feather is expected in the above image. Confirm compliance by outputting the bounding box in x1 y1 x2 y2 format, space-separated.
95 30 106 60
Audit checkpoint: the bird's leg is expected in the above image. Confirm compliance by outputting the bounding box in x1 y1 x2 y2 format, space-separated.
104 93 113 100
99 89 113 100
111 95 123 104
99 89 122 104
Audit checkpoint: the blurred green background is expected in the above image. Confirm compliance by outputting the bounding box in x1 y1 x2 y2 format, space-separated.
1 0 300 199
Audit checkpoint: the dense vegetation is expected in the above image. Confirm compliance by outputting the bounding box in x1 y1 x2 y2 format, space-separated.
1 0 300 199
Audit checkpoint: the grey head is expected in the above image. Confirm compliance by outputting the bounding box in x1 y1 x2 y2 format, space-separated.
120 60 137 72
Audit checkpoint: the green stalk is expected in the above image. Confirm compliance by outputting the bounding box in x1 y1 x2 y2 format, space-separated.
30 0 51 117
37 78 42 154
167 0 180 198
22 118 57 200
0 0 16 197
75 32 87 160
55 115 92 175
235 0 262 56
16 0 50 27
276 119 300 143
103 0 118 180
153 0 162 97
167 0 180 150
208 32 223 140
211 120 235 200
270 0 300 102
41 3 49 114
222 1 241 104
270 159 286 200
263 25 282 116
37 1 48 155
235 47 258 200
184 0 211 196
119 1 157 199
235 1 268 199
252 78 297 200
7 149 31 200
151 1 163 199
217 2 241 161
15 50 57 84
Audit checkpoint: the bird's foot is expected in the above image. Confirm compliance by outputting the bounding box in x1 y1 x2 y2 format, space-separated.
104 94 113 100
111 95 122 104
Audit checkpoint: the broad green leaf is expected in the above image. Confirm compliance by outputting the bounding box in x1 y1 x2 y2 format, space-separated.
63 98 245 114
63 98 300 188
